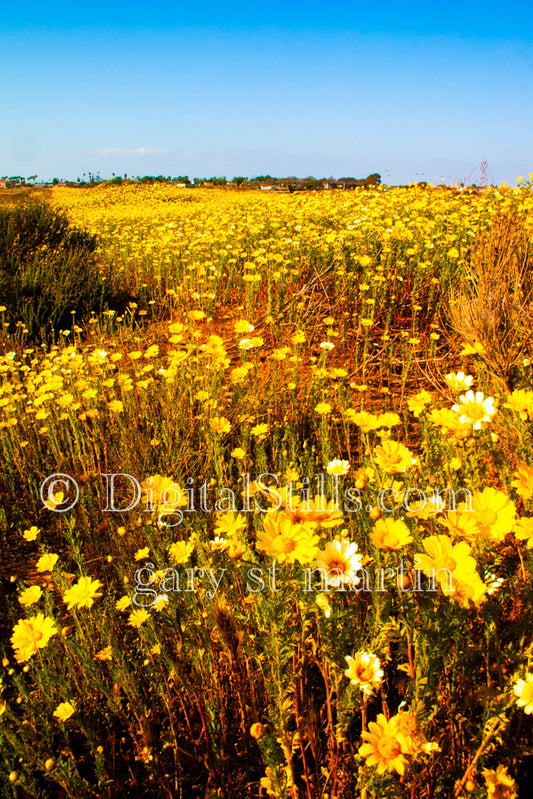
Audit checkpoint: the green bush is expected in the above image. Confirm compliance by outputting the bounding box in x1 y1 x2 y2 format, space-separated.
0 202 107 342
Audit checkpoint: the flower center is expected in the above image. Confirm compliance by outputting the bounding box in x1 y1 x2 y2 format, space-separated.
354 663 375 682
464 402 486 421
478 508 497 527
377 735 401 761
328 558 347 574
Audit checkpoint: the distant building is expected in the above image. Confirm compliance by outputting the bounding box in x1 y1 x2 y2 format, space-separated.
0 178 7 189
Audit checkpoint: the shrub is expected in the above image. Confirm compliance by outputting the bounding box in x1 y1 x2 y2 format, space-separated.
0 202 107 342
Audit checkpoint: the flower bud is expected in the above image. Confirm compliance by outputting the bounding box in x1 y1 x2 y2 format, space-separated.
250 723 265 740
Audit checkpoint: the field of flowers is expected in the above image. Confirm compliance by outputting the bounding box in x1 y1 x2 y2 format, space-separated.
1 181 533 798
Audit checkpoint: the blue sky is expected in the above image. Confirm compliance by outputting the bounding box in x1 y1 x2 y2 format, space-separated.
1 1 532 184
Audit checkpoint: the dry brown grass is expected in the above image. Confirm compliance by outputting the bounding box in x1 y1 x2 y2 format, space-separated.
448 211 533 391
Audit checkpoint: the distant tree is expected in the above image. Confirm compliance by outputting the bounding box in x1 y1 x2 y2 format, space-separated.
250 175 277 185
364 173 381 187
300 176 321 190
232 177 247 187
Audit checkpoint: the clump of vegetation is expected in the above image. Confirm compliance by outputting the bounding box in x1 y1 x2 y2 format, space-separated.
448 211 533 391
0 202 107 342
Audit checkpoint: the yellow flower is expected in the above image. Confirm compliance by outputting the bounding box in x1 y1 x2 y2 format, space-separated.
231 364 253 384
141 475 187 515
22 526 40 541
153 595 169 612
11 614 58 662
108 399 124 413
257 513 319 564
215 511 247 536
134 547 150 561
344 409 380 432
438 511 480 540
95 646 113 661
56 393 75 408
482 765 518 799
270 346 291 360
115 596 132 612
128 609 150 628
18 585 42 606
514 673 533 714
210 535 228 551
210 416 231 434
234 319 254 334
503 389 533 421
359 714 408 776
326 459 350 476
251 423 269 436
471 487 516 541
445 371 474 392
231 447 246 459
53 702 75 722
312 539 362 588
63 576 103 611
345 652 383 694
286 495 344 528
452 390 496 430
43 491 64 510
389 709 426 756
407 390 432 417
414 535 477 591
514 517 533 548
511 461 533 500
460 341 485 355
353 467 372 489
315 402 332 415
429 407 471 436
371 518 413 550
374 440 416 474
227 539 244 559
168 539 195 564
36 553 59 572
377 412 400 428
450 569 487 608
143 344 159 358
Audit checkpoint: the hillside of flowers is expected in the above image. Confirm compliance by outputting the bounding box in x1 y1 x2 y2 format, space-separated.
1 181 533 798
